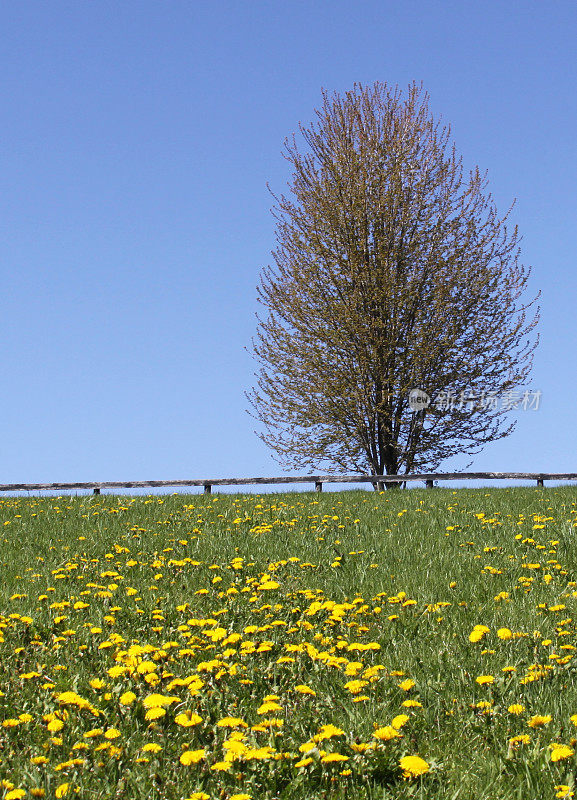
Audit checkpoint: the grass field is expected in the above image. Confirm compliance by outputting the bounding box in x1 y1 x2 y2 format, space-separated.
2 487 577 800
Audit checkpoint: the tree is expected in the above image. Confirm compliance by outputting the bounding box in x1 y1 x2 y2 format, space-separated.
247 81 539 482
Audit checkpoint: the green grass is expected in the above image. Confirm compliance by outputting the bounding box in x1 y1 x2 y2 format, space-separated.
1 486 577 800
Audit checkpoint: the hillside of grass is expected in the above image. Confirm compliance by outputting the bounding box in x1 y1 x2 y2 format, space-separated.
1 487 577 800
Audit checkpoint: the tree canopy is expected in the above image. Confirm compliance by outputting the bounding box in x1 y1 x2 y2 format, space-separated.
247 81 540 478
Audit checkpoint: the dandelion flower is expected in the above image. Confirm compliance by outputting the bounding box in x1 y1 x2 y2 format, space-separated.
469 625 490 642
550 743 574 762
142 743 162 753
142 693 180 709
257 700 283 714
295 685 316 696
56 691 90 708
373 726 401 741
210 760 232 771
400 755 430 778
344 679 368 694
179 748 205 765
509 734 531 746
528 715 552 728
145 707 166 721
175 710 203 727
313 724 345 741
83 728 103 738
298 741 316 753
216 716 247 729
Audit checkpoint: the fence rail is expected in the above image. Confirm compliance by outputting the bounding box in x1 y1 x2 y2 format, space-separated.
1 472 577 495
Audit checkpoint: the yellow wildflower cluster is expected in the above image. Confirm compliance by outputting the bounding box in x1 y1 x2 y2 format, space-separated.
1 488 577 798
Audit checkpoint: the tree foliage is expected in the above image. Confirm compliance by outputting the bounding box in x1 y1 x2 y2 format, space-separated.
247 81 539 477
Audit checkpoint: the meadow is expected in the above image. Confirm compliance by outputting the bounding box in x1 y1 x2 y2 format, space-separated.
1 486 577 800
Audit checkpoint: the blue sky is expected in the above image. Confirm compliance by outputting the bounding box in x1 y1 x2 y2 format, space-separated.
1 1 576 492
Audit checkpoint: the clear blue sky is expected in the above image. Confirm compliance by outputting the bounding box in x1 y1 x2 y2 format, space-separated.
1 0 576 491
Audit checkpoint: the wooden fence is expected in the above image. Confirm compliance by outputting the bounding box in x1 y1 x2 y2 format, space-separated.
1 472 577 495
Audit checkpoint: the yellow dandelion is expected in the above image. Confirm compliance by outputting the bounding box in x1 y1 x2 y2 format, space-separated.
145 707 166 721
508 704 525 714
373 726 401 741
509 734 531 745
400 755 430 778
175 710 203 727
244 746 275 760
210 760 232 771
142 693 180 709
83 728 103 738
528 715 552 728
298 741 316 753
179 748 206 765
142 743 162 753
313 724 345 741
469 625 490 642
257 700 283 714
550 743 574 762
351 742 374 753
321 753 349 763
216 716 248 728
344 679 368 694
56 691 90 709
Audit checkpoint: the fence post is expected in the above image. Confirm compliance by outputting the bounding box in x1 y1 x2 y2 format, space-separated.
315 481 323 492
425 479 434 489
204 484 212 494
